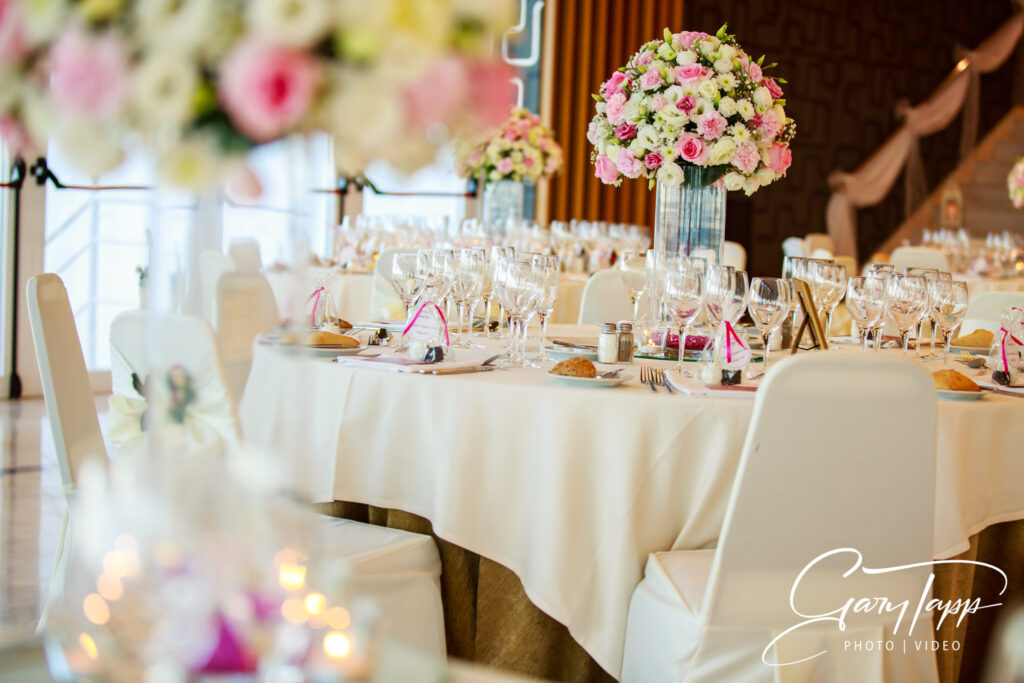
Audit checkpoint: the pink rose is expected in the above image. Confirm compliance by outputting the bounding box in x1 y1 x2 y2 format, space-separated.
696 110 727 140
595 154 620 184
616 149 644 179
602 71 628 99
219 39 320 142
0 0 29 63
605 92 627 125
405 59 515 136
675 64 707 83
675 31 707 48
757 110 780 140
640 68 663 90
764 77 784 99
650 96 667 111
523 156 535 168
50 28 129 119
733 142 760 174
497 157 514 175
545 156 560 174
644 152 664 170
636 50 655 66
676 94 697 114
675 133 709 165
615 123 638 141
746 60 763 83
766 143 792 175
503 127 520 141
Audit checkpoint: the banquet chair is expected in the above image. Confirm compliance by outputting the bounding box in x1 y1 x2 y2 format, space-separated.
228 238 263 272
959 291 1024 336
26 274 110 629
215 272 280 401
578 269 635 324
199 250 235 325
621 353 938 683
833 255 857 278
810 248 834 260
781 237 806 258
721 241 746 270
369 248 414 320
804 232 835 255
890 246 950 273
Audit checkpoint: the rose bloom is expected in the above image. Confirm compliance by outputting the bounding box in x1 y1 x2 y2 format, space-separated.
644 151 664 169
615 123 638 141
219 39 320 142
497 157 514 175
616 149 644 179
604 92 628 125
676 94 697 114
675 63 706 83
675 31 707 48
602 71 628 99
746 60 763 83
674 132 709 165
767 143 792 175
757 110 781 140
595 154 620 183
649 95 668 111
636 49 655 66
764 77 784 99
503 127 520 141
0 0 29 63
50 28 129 119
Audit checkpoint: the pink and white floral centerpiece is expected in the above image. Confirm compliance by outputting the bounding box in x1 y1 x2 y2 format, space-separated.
588 25 795 195
456 106 563 183
1008 157 1024 208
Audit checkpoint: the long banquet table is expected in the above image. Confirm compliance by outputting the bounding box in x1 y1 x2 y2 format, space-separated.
240 325 1024 681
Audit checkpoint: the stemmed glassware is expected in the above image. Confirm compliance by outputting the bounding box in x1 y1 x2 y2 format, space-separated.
885 273 929 355
489 246 514 339
390 252 422 321
532 254 560 362
663 267 703 376
907 267 939 360
620 251 648 321
747 278 791 377
930 280 968 366
704 265 749 333
450 249 484 348
811 261 847 341
845 277 886 350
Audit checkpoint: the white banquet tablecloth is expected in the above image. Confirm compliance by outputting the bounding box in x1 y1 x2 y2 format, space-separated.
264 267 374 322
239 326 1024 678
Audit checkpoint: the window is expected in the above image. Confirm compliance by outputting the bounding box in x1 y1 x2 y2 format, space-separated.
361 147 468 223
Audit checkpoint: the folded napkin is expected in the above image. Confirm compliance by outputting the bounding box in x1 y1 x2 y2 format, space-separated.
976 377 1024 396
666 371 760 398
336 354 487 374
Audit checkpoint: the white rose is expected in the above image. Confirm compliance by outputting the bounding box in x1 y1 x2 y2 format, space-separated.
718 96 737 117
660 106 687 126
718 44 736 62
133 52 198 126
697 78 719 100
605 142 623 160
723 172 745 191
737 99 755 121
657 162 684 187
753 86 772 109
756 167 776 186
637 125 659 149
657 43 675 60
709 137 737 165
743 175 762 196
663 85 685 105
676 50 697 66
714 58 732 74
628 139 647 156
699 37 720 57
774 104 787 126
719 73 737 91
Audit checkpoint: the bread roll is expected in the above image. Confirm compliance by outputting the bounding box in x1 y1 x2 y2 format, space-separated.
305 331 359 347
550 357 597 378
951 329 993 348
931 369 981 392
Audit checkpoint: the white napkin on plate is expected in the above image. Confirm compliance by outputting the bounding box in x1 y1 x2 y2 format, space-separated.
337 353 486 374
666 371 760 398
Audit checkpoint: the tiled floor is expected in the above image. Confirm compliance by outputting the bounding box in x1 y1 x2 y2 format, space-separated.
0 396 109 643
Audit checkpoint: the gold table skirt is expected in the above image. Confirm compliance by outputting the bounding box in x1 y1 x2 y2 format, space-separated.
324 502 1023 683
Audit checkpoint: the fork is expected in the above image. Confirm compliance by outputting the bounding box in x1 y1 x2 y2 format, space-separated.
652 367 675 394
640 366 658 392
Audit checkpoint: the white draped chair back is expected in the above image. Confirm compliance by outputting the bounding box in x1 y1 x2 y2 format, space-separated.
369 248 414 320
833 255 857 279
215 272 280 400
26 274 110 629
622 353 938 682
781 236 807 258
810 247 834 260
721 241 746 270
890 246 951 273
960 291 1024 336
228 238 263 272
578 269 635 324
804 233 835 255
109 311 242 456
199 250 235 325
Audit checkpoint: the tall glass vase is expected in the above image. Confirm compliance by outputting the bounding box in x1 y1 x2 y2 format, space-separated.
482 178 524 228
653 166 727 266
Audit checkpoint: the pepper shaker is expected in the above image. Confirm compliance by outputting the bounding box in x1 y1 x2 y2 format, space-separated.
616 322 634 363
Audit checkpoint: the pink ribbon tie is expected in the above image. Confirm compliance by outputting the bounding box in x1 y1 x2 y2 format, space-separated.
724 321 743 364
307 286 325 328
402 302 450 347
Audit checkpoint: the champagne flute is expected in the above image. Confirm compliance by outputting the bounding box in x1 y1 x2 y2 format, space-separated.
748 278 791 377
931 280 968 366
532 254 560 362
620 251 648 321
391 252 421 321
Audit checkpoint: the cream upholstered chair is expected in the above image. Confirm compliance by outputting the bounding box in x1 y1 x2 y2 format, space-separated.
368 248 414 320
810 247 834 260
781 237 806 259
833 255 857 278
721 241 746 270
215 272 280 401
804 232 835 255
26 274 110 629
622 354 938 683
959 291 1024 336
199 250 235 325
890 246 950 273
228 237 263 272
577 269 635 324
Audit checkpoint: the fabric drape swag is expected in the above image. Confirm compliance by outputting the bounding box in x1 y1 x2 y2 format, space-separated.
540 0 685 227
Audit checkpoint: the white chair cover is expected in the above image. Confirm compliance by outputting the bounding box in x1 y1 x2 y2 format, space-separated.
960 291 1024 336
781 237 806 259
890 246 951 273
721 241 746 270
577 269 635 324
622 353 938 683
804 233 835 256
108 312 242 457
199 250 235 325
833 256 857 279
228 238 263 272
369 249 414 320
26 274 109 630
215 272 280 401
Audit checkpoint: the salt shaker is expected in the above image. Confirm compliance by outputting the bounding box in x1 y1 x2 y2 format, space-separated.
616 322 634 363
598 324 619 363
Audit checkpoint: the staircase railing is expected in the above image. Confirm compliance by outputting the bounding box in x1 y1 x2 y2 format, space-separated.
826 5 1024 259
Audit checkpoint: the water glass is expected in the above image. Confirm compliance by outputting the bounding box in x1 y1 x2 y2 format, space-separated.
748 278 791 376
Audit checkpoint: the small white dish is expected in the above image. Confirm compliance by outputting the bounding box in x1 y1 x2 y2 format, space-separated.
547 371 629 388
937 389 985 401
284 344 369 358
547 346 599 361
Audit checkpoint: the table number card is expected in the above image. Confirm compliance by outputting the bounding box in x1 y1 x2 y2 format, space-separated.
790 278 829 352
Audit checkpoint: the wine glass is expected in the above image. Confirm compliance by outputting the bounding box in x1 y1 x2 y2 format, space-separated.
886 274 928 355
845 277 885 350
813 262 847 341
390 252 421 320
931 280 968 366
704 265 749 330
748 278 791 377
663 268 703 376
907 267 939 360
451 249 483 348
531 254 560 362
489 246 515 339
620 251 648 321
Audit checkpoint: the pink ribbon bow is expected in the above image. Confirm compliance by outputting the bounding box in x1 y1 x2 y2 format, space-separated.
402 301 451 347
724 321 744 364
306 286 326 328
999 326 1022 373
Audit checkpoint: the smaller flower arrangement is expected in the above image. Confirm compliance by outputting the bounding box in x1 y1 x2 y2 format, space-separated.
588 25 795 195
1008 157 1024 208
457 107 563 184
